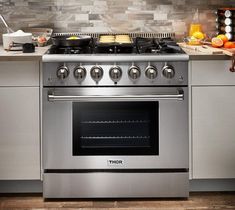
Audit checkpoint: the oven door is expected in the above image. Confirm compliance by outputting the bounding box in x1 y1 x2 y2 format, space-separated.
43 87 188 169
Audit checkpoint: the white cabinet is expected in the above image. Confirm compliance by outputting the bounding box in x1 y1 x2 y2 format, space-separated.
0 61 40 180
191 60 235 179
192 86 235 179
191 60 235 85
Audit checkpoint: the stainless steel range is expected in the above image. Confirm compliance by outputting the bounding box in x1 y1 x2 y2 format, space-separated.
42 33 189 198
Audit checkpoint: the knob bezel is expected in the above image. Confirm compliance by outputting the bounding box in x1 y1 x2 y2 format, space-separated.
74 66 86 82
145 65 158 80
162 65 175 79
56 66 69 80
109 66 122 82
128 65 141 81
90 65 104 82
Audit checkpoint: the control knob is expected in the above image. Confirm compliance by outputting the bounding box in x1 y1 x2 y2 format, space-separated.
128 65 141 81
162 65 175 79
109 66 122 82
57 66 69 80
74 66 86 82
145 65 157 80
90 65 103 82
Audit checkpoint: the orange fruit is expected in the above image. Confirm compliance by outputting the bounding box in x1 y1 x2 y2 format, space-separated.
211 37 223 48
224 41 235 48
192 31 205 40
216 34 229 44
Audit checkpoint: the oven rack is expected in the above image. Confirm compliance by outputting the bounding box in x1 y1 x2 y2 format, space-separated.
81 120 150 124
53 32 175 39
80 136 150 139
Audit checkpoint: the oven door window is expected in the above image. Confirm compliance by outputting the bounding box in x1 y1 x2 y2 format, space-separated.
73 102 158 155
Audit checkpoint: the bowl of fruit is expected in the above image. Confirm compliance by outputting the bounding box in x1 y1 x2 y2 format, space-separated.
37 35 48 47
22 28 53 47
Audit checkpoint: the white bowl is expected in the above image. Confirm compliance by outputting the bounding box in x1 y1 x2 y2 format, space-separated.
2 30 32 50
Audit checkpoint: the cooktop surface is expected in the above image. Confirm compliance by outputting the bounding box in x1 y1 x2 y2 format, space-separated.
47 37 185 55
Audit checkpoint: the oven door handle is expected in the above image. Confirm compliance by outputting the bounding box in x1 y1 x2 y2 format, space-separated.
48 89 184 102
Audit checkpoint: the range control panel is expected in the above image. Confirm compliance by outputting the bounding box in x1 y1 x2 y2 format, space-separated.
43 61 188 87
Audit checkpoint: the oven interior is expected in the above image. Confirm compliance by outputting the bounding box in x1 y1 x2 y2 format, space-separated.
73 101 159 156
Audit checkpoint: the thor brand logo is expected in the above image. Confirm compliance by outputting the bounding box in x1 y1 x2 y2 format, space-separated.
107 159 124 166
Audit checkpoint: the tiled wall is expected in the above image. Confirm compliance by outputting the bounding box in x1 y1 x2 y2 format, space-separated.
0 0 235 40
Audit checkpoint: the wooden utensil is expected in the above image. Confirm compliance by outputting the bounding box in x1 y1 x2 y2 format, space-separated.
0 14 14 33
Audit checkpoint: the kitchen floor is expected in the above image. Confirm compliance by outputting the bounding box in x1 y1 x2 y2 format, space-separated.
0 192 235 210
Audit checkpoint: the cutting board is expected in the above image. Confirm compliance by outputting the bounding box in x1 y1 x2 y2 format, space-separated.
178 43 224 54
179 43 235 56
179 43 235 72
202 45 235 56
200 44 235 56
217 47 235 56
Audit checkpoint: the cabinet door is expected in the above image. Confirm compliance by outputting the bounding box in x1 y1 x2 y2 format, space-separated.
0 87 40 180
192 86 235 179
191 60 233 85
0 61 39 86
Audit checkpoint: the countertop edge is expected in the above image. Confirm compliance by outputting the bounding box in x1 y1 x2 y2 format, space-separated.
0 56 42 61
0 45 50 61
188 54 230 60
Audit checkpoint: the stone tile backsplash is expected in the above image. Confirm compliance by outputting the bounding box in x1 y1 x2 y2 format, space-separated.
0 0 235 41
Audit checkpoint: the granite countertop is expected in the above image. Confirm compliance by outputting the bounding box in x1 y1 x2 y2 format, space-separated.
0 45 50 61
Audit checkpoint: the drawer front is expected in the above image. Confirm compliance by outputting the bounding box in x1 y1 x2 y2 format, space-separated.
43 172 189 198
0 61 39 86
191 60 235 85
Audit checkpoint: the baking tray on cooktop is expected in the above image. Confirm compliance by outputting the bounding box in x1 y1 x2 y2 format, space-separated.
96 34 134 47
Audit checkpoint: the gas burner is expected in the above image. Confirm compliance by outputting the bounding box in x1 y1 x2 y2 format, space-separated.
48 44 93 54
64 47 83 54
94 45 135 54
136 37 184 54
